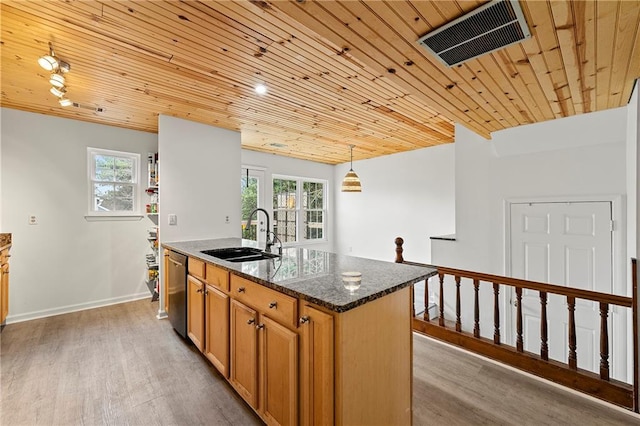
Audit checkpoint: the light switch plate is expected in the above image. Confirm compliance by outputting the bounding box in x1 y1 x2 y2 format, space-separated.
168 214 177 225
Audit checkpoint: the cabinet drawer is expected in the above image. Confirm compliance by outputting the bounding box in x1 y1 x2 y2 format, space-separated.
206 263 229 291
230 275 297 329
188 257 205 280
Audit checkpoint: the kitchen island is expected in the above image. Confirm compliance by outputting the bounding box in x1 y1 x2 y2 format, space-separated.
163 238 436 426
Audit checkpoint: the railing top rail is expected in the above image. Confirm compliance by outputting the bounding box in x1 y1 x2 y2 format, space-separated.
436 266 632 308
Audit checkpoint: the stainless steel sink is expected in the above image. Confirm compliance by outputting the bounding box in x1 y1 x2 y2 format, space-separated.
200 247 279 263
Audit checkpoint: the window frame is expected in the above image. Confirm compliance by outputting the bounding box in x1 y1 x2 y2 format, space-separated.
272 174 328 246
87 147 141 217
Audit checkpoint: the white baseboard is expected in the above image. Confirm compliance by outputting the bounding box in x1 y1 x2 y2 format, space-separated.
5 292 151 324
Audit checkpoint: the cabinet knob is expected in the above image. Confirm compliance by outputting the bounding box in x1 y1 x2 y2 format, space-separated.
256 324 265 330
247 318 256 325
196 288 203 293
268 301 277 309
238 287 246 293
299 316 310 324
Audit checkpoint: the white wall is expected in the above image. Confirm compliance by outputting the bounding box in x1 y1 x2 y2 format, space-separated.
431 108 628 347
241 149 335 252
334 144 455 263
158 115 241 318
1 108 158 322
434 108 628 275
158 115 241 244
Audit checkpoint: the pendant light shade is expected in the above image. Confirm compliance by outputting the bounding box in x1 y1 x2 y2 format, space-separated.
341 145 362 192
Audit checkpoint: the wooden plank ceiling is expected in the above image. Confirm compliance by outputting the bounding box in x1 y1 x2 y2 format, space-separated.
1 1 639 164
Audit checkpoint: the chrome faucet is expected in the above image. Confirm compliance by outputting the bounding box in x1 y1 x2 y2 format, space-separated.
246 208 274 253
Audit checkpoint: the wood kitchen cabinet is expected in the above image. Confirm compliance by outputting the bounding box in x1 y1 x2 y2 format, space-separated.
299 304 334 426
204 284 229 378
187 274 205 351
260 315 298 426
173 250 415 426
1 247 10 325
230 299 259 408
229 274 299 426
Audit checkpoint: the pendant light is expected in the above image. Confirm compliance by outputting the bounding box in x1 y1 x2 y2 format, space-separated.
341 145 362 192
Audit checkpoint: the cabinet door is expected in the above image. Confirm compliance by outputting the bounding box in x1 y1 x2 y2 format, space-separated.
204 285 229 378
187 275 205 351
230 299 258 408
259 316 298 426
299 305 334 426
1 262 8 324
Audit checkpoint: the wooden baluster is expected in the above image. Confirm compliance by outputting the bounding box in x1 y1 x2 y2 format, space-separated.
439 273 445 327
600 302 610 380
493 283 501 344
567 296 577 370
455 276 462 332
423 277 430 322
540 291 548 361
473 279 480 338
516 287 523 352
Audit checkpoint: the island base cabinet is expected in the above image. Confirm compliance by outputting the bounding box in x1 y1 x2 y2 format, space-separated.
334 286 412 426
299 304 334 426
260 316 298 426
187 275 205 351
204 285 229 378
230 299 259 409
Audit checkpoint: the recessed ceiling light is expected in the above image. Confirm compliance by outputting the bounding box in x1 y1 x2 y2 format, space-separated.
255 84 267 95
59 98 72 107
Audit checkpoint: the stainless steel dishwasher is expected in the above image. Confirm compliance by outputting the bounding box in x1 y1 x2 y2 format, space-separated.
167 250 187 338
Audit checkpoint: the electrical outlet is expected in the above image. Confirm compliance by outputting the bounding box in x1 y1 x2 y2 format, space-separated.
168 214 177 226
28 215 38 225
225 215 230 224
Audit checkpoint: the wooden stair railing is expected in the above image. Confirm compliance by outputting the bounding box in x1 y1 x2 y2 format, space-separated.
395 237 639 412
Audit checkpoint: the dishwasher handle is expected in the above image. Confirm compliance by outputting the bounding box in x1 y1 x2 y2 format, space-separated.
168 258 184 267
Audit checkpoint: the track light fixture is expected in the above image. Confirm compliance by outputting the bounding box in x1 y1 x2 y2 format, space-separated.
38 42 72 106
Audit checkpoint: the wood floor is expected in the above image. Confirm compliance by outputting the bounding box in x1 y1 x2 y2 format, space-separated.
1 299 639 426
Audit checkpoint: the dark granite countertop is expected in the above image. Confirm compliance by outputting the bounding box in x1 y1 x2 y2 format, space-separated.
0 233 11 251
163 238 437 313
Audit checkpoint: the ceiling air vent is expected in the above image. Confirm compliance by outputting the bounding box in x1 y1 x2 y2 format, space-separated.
417 0 530 67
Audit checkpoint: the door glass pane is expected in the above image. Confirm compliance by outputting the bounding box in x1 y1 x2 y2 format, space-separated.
273 179 297 243
241 176 259 240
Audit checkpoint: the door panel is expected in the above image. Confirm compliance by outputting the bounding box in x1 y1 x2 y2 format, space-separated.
510 201 616 375
205 285 230 378
230 300 258 408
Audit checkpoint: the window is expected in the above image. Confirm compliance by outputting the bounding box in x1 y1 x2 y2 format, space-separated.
273 176 327 244
241 169 264 240
87 148 140 215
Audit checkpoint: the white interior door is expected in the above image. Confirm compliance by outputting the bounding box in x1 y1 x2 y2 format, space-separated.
509 201 621 376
